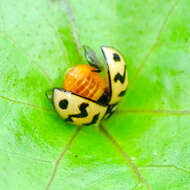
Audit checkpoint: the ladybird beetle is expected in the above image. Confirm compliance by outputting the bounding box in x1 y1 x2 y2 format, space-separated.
50 46 128 126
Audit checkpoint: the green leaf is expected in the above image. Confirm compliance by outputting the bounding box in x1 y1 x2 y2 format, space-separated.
0 0 190 189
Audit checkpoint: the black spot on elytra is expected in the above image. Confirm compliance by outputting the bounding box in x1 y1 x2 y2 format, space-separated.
118 90 126 97
84 113 100 126
65 103 89 122
113 53 120 62
59 99 68 109
114 65 126 84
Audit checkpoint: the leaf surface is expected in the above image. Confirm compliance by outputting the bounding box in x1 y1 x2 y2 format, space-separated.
0 0 190 189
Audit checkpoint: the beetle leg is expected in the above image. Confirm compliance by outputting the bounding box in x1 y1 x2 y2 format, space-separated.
46 89 53 101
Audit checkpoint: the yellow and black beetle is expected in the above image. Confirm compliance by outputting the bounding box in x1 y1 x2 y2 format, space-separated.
49 46 128 126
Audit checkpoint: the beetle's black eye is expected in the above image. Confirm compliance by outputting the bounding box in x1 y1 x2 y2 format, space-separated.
59 99 68 109
113 53 120 62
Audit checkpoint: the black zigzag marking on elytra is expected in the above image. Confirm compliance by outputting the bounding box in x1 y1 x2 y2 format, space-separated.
114 64 126 84
65 103 89 122
118 90 126 97
84 113 100 126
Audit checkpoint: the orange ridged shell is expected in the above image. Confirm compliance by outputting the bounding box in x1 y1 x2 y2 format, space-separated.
63 64 108 101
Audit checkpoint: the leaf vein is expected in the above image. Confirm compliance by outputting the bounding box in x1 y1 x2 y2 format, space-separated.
128 0 182 91
100 124 152 190
0 30 54 86
62 0 82 56
45 127 82 190
0 94 53 113
34 3 70 66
